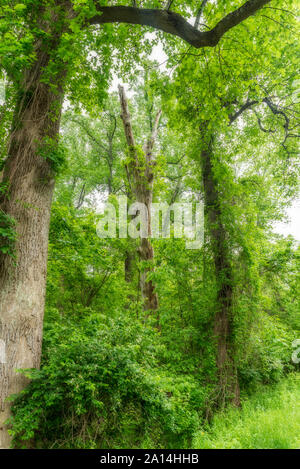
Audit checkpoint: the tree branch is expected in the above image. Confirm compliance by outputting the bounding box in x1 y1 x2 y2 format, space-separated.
165 0 174 12
118 84 136 152
167 154 185 165
252 109 276 133
263 97 289 131
195 0 209 30
89 1 271 48
229 99 259 123
229 95 299 157
70 117 109 155
144 109 162 159
118 84 138 197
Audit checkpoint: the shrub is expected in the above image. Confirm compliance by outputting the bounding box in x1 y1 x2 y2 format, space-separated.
8 313 203 449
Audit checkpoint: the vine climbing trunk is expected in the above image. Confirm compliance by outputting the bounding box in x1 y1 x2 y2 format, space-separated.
0 39 65 448
200 129 240 408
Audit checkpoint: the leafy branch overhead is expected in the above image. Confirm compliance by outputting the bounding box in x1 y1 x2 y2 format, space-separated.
89 1 272 47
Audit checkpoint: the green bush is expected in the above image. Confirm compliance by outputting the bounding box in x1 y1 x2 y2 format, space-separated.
8 313 203 449
238 315 296 388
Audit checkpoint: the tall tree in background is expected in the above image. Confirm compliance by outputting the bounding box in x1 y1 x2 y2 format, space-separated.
119 85 161 313
164 3 299 406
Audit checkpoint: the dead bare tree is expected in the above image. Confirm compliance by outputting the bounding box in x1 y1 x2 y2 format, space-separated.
118 85 161 314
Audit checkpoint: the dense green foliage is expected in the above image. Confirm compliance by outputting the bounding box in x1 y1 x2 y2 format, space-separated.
7 187 300 448
0 0 299 450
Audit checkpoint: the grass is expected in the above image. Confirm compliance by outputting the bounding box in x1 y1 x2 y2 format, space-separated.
193 373 300 449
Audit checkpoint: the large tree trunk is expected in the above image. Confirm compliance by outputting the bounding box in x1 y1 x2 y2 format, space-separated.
138 239 158 311
0 43 65 448
200 131 240 408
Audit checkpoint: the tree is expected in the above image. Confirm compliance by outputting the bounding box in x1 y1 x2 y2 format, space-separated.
119 84 161 313
0 0 273 447
1 38 298 448
161 1 299 406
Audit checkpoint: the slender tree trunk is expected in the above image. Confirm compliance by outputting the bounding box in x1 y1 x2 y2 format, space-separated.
125 247 136 283
0 42 65 448
200 131 240 408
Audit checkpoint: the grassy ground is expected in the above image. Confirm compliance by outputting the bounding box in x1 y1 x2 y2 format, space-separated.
193 373 300 449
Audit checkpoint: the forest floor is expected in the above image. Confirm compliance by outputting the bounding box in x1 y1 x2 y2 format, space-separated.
193 373 300 449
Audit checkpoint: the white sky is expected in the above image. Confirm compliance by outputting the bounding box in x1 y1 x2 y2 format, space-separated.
273 200 300 241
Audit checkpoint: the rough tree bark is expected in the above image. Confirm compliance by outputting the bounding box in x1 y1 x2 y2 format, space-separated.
200 128 240 408
0 34 66 449
118 85 161 313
